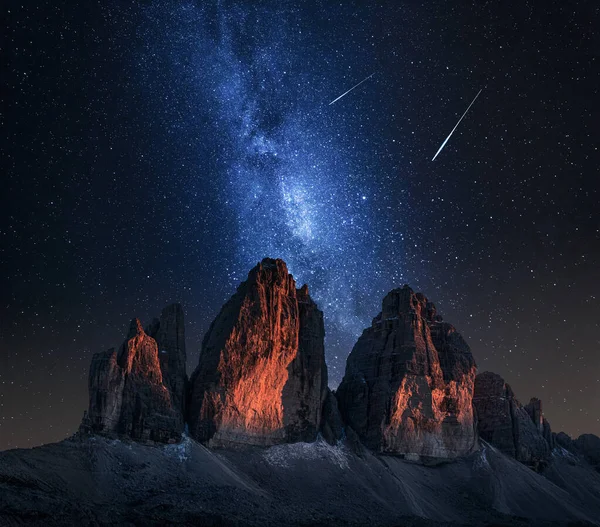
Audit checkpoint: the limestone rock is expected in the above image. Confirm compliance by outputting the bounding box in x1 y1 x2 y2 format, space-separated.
472 372 516 456
188 258 328 447
335 285 477 459
86 348 125 434
321 389 345 445
473 371 551 469
525 397 554 448
84 313 186 443
146 303 188 425
282 283 329 442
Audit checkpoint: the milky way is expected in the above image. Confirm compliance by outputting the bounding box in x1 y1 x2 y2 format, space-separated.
2 0 599 449
134 2 409 380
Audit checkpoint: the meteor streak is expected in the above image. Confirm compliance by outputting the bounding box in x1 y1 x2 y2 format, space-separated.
329 73 375 105
432 89 482 161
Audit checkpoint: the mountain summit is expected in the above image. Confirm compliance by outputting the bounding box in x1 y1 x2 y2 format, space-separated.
82 307 186 443
188 258 330 447
336 285 478 459
2 259 599 526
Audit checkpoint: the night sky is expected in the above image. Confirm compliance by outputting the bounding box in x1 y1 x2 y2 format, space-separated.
2 1 599 450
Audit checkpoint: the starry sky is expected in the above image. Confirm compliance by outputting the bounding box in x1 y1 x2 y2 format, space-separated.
2 0 599 450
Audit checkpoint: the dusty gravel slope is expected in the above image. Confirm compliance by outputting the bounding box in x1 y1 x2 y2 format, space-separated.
0 435 598 526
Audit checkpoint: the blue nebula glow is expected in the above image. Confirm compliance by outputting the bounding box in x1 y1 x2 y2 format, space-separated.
135 2 410 382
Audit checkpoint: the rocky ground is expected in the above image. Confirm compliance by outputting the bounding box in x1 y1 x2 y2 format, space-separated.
1 434 599 527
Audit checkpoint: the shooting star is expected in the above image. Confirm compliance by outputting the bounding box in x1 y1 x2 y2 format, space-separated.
329 73 375 105
432 88 483 161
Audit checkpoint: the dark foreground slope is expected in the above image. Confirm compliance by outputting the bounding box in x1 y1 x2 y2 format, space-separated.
1 435 599 527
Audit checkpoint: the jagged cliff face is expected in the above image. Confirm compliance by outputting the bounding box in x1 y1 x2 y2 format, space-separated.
188 258 328 447
525 397 554 448
146 304 188 423
85 305 187 443
473 371 552 469
79 261 595 473
336 286 477 459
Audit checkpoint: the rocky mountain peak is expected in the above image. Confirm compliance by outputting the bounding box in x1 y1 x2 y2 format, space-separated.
378 285 438 323
117 318 163 383
188 258 329 447
336 286 477 460
127 318 145 339
82 306 187 443
76 261 595 477
145 303 187 419
249 257 295 291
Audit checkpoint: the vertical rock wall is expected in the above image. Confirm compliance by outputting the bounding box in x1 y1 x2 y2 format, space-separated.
188 258 328 447
84 306 187 443
473 371 552 469
336 285 477 459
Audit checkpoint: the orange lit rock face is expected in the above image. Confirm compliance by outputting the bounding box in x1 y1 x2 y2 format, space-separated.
189 258 327 447
85 307 186 443
118 319 164 383
336 286 477 459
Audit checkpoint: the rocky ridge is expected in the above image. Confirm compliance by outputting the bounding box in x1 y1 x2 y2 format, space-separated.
555 431 600 472
79 258 598 473
4 257 600 526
